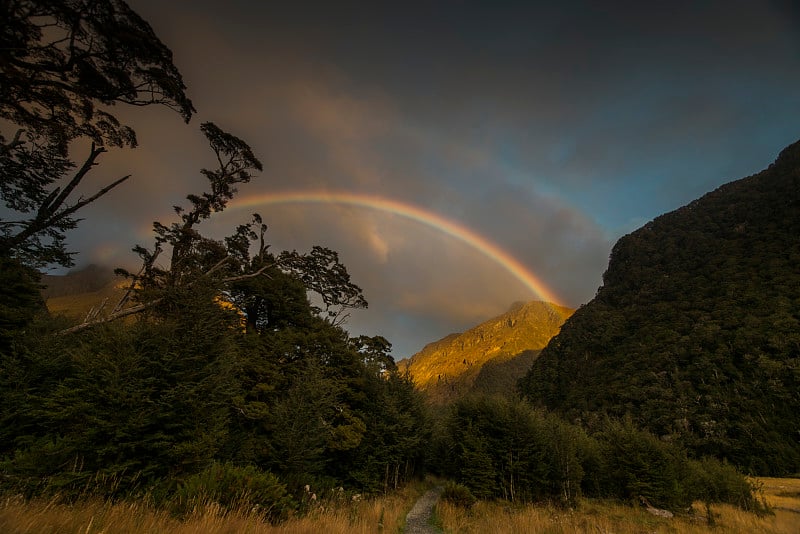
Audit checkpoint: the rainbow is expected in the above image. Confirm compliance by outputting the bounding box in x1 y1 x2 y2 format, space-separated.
231 191 564 305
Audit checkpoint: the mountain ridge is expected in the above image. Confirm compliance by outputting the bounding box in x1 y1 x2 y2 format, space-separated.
401 300 573 403
40 264 124 319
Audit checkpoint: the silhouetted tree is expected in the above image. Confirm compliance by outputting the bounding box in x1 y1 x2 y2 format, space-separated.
1 0 194 267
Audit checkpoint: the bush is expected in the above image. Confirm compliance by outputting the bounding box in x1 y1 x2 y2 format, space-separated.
595 418 692 509
173 462 291 521
687 457 769 515
441 482 477 508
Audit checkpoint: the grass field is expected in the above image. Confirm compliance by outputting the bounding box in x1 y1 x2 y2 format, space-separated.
0 480 426 534
436 477 800 534
1 478 798 533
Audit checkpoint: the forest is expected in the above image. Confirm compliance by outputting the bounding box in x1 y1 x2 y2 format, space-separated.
518 139 800 476
0 0 782 527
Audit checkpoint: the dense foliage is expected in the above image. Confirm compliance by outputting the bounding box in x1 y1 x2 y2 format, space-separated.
0 1 428 513
435 397 764 512
0 139 429 505
0 247 429 508
520 141 800 475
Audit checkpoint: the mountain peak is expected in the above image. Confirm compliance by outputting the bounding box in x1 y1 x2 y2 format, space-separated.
401 300 573 404
773 137 800 170
41 263 116 299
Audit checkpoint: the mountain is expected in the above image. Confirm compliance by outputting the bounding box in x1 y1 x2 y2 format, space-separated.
41 264 124 319
519 139 800 475
41 264 115 299
401 301 573 404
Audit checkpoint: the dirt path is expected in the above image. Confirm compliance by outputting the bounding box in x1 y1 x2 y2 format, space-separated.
403 485 444 534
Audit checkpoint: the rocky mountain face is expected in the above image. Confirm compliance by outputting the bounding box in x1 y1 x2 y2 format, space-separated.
519 139 800 475
400 301 573 404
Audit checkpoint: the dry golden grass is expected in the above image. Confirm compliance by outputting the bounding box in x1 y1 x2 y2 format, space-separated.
760 476 800 513
0 481 426 534
2 477 797 533
435 477 800 534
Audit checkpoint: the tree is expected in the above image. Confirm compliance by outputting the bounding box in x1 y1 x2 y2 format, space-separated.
1 0 194 267
1 1 432 508
60 122 264 334
0 288 243 497
279 246 368 326
352 335 395 374
0 256 44 351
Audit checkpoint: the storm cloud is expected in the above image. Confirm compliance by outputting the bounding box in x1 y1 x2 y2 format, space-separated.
59 0 800 357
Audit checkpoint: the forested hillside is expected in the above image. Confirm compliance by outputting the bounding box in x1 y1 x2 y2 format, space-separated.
520 140 800 475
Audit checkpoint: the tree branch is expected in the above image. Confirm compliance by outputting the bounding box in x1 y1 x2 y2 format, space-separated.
6 145 117 249
111 246 162 314
45 143 107 216
50 173 131 223
220 261 274 284
58 298 162 336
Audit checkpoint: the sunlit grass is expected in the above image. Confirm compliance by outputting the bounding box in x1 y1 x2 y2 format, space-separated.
760 476 800 511
2 477 797 533
0 479 428 534
435 477 800 534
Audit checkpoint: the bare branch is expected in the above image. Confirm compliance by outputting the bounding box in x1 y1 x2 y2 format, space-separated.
45 143 107 216
58 299 161 336
83 297 109 323
5 146 122 250
50 174 131 223
112 248 162 314
220 261 275 284
204 256 232 278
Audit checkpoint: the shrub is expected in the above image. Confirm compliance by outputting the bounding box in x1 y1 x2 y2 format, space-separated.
173 462 291 521
595 418 692 509
441 396 593 504
441 482 477 508
687 457 769 515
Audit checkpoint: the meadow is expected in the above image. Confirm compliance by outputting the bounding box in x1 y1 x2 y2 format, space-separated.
0 480 425 534
2 478 798 533
436 477 800 534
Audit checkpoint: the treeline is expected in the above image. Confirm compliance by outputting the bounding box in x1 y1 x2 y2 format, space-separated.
430 396 768 515
0 254 770 520
0 259 428 518
0 294 765 518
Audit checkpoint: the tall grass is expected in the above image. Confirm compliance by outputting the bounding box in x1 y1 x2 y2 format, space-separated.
0 480 427 534
2 477 797 533
435 477 800 534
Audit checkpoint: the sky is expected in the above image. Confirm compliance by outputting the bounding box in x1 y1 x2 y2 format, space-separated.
59 0 800 358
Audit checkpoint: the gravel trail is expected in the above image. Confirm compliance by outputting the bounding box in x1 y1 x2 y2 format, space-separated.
403 485 444 534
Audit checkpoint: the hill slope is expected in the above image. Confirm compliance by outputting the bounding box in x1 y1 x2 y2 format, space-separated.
402 301 573 404
41 265 124 319
519 140 800 475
